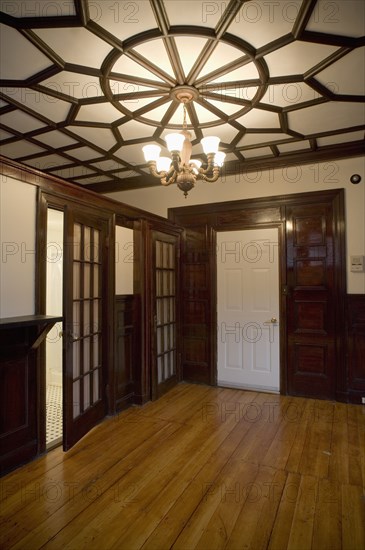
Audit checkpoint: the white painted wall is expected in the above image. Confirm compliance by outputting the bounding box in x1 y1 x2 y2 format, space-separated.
106 156 365 294
0 175 37 317
115 226 134 294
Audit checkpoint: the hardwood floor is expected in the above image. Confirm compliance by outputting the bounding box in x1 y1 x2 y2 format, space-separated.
1 383 364 550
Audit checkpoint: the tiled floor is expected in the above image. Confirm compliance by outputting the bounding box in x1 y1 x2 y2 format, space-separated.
46 384 62 446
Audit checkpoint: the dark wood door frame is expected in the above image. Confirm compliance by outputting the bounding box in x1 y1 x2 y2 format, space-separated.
169 188 347 401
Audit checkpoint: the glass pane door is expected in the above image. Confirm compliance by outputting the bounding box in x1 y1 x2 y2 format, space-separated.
153 231 179 398
64 211 106 450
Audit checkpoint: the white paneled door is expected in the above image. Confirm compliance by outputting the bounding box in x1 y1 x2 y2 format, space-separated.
217 228 280 392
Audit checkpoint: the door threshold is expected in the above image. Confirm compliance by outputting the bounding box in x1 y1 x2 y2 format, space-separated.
46 436 62 451
218 381 280 394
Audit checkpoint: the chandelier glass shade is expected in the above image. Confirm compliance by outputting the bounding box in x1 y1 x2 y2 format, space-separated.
142 101 226 197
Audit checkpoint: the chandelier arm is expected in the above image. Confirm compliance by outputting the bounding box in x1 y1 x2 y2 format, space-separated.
197 166 220 183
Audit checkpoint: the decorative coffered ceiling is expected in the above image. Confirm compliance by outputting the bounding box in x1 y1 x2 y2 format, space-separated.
0 0 364 193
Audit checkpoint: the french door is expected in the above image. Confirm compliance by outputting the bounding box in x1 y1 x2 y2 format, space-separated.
152 231 179 399
63 209 108 450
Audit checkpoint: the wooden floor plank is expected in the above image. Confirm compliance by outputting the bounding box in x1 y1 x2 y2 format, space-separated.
0 383 364 550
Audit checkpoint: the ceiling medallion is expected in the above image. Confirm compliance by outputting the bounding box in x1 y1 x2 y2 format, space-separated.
142 86 225 197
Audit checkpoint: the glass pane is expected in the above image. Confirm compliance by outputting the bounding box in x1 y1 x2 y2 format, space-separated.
157 327 162 354
73 380 80 418
170 324 175 349
93 369 99 402
94 265 99 297
93 335 100 368
93 300 99 332
162 243 168 268
164 299 169 323
84 227 91 261
84 374 90 409
155 241 162 268
94 230 100 263
73 302 80 338
170 351 175 376
164 325 169 351
163 272 169 295
157 298 162 325
73 262 80 299
164 353 170 380
84 337 90 373
169 244 175 269
73 340 80 378
170 272 175 294
84 264 91 298
170 298 175 322
74 224 81 260
84 301 90 336
157 356 163 383
156 271 162 297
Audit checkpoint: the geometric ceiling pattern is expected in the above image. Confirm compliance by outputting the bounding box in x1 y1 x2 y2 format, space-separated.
0 0 364 193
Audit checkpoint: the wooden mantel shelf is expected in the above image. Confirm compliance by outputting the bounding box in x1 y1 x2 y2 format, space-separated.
0 314 63 351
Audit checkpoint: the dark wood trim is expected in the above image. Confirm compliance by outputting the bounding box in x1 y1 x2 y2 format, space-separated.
169 189 347 401
346 294 365 404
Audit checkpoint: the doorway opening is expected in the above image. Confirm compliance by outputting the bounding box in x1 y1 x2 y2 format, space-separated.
45 208 64 449
216 227 280 393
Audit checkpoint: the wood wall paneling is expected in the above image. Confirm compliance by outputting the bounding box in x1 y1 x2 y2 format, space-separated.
169 190 347 401
347 294 365 404
114 295 138 411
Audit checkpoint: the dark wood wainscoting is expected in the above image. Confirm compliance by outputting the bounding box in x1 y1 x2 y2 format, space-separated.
0 316 61 475
114 295 139 411
347 294 365 404
169 189 347 402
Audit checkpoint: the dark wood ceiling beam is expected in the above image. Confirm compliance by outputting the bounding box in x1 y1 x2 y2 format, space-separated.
162 38 185 84
63 63 101 77
83 139 365 194
215 0 249 39
194 55 252 87
200 79 262 91
85 141 364 193
18 29 65 68
87 20 124 51
75 0 89 26
185 103 204 141
130 96 171 119
125 50 176 86
304 46 352 80
0 12 81 29
108 72 171 92
256 34 295 59
292 0 318 39
300 30 364 48
0 93 58 128
186 41 219 85
149 0 170 35
30 84 78 105
282 96 328 113
201 91 251 107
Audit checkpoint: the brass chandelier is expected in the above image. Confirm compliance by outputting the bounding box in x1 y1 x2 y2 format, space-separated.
142 88 226 197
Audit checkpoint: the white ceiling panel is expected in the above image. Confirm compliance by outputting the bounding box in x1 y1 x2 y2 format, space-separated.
35 27 112 68
0 0 363 193
0 24 52 80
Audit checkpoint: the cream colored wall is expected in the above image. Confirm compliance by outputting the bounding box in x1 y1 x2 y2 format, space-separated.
0 175 37 317
106 156 365 294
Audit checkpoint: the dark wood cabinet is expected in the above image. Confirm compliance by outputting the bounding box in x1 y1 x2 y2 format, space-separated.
347 295 365 404
0 315 61 476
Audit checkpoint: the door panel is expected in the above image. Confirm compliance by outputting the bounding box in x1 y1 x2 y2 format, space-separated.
286 203 335 399
63 211 107 450
217 228 280 392
152 231 179 399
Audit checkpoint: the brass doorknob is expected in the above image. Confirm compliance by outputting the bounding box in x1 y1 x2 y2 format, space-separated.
271 317 277 323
